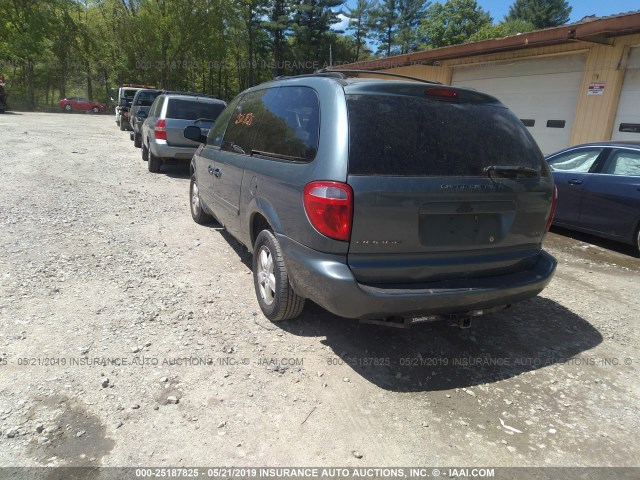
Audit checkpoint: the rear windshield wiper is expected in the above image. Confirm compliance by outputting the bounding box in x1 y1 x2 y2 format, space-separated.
484 165 539 179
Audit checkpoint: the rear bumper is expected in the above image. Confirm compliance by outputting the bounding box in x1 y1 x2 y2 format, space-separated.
278 234 557 320
150 140 197 160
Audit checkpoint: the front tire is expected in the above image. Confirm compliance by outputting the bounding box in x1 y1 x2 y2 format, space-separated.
635 224 640 258
253 230 305 321
190 175 212 224
64 104 72 112
134 133 142 148
148 148 161 173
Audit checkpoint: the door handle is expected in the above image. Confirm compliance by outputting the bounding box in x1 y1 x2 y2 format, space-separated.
567 179 583 185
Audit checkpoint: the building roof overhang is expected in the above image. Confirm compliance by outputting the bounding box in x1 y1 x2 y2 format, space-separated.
333 11 640 70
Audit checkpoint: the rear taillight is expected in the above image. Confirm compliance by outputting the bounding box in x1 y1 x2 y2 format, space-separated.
303 181 353 242
155 119 167 140
545 184 558 233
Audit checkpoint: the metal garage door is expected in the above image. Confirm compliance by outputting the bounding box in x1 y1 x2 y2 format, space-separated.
612 47 640 141
452 54 586 155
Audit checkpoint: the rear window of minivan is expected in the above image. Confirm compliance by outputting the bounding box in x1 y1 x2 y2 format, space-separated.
167 99 225 121
135 91 160 107
347 94 544 177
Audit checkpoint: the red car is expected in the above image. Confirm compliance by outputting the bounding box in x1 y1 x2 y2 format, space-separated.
59 97 105 113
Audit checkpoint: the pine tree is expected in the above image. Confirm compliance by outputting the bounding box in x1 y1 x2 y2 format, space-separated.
343 0 372 62
290 0 344 71
397 0 429 54
506 0 571 29
421 0 491 48
262 0 291 76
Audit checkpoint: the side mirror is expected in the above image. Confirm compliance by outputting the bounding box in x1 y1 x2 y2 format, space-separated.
184 125 206 144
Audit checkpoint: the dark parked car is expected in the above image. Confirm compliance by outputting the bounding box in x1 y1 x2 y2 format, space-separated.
129 88 162 148
185 71 557 325
59 97 105 113
142 93 226 173
546 142 640 254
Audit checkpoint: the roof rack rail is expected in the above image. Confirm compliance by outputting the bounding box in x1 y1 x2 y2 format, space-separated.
272 71 347 81
159 90 219 99
316 69 441 84
271 69 441 84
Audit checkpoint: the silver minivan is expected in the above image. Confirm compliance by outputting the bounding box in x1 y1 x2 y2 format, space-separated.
142 93 226 173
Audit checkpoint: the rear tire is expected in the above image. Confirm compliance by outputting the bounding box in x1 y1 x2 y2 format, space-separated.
134 133 142 148
253 230 305 322
91 106 100 113
190 175 212 224
148 149 162 173
64 104 72 112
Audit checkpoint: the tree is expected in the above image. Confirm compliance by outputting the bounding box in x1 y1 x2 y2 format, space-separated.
235 0 269 88
506 0 571 29
290 0 344 72
420 0 491 49
342 0 372 62
468 18 535 42
368 0 400 57
397 0 429 54
0 0 52 109
262 0 291 76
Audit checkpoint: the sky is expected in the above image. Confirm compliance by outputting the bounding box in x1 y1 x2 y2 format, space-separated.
334 0 640 31
477 0 638 23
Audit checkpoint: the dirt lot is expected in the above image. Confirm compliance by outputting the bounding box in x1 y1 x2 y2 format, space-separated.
1 112 639 468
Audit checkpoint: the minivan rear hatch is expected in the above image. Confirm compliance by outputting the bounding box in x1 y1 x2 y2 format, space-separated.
344 83 553 284
165 98 226 147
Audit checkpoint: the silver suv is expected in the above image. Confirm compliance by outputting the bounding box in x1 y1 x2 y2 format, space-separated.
185 71 557 326
141 93 226 173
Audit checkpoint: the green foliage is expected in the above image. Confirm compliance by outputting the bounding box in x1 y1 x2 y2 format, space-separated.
397 0 430 54
342 0 373 62
506 0 571 29
368 0 428 57
468 18 535 42
420 0 492 48
368 0 400 57
290 0 345 72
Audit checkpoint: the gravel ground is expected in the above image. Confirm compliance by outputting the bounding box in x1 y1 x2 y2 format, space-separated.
0 112 639 468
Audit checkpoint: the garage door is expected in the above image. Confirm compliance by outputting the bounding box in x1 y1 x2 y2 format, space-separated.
612 47 640 141
452 54 586 155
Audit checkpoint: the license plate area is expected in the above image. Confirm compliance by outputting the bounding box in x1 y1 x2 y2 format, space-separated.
419 201 515 247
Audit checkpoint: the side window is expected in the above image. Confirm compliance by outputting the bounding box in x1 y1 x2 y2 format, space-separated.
602 150 640 176
252 86 320 161
149 97 163 118
547 149 602 172
221 90 266 155
208 95 242 147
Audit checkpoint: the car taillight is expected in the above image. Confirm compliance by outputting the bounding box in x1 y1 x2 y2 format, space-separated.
155 119 167 140
303 181 353 242
545 184 558 233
